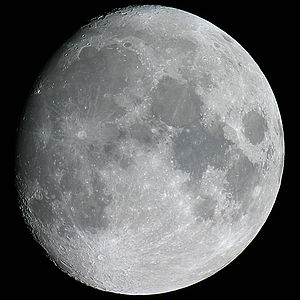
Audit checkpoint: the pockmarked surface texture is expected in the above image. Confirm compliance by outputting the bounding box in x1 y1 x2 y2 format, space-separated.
16 5 284 295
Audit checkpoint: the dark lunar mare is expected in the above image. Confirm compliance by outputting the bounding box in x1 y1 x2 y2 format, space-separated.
173 118 233 179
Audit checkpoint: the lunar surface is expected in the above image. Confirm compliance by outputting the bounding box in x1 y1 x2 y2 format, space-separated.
16 5 284 295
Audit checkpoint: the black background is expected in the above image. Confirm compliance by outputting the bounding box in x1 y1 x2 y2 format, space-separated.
5 0 295 298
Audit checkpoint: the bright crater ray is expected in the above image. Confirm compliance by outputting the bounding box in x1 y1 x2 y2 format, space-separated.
16 5 284 295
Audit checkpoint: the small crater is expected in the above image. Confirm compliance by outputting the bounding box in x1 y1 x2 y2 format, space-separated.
123 41 132 48
97 253 106 260
252 185 262 198
77 130 87 139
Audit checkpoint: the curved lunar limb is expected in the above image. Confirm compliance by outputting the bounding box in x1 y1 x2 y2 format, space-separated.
16 5 284 295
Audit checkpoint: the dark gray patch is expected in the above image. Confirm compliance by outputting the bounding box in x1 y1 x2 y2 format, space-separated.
151 76 202 127
222 34 233 43
57 224 75 239
17 131 68 203
55 210 78 239
103 143 120 162
95 97 125 121
194 196 217 221
79 46 98 60
199 72 217 91
243 110 268 144
63 43 145 103
56 172 112 234
225 150 260 216
129 123 153 145
86 143 108 168
173 119 232 179
164 37 197 55
30 197 56 226
119 157 132 169
59 160 83 194
134 31 198 61
69 190 110 234
15 101 53 181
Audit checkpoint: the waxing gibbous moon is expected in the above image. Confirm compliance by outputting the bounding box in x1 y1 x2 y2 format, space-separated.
16 5 284 295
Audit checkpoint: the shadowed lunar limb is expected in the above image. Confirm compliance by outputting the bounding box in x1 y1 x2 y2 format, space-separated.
16 5 284 296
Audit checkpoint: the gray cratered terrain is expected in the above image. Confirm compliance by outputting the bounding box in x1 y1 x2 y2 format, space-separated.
16 5 284 295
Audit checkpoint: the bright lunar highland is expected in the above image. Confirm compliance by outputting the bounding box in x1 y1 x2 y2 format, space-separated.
16 5 284 295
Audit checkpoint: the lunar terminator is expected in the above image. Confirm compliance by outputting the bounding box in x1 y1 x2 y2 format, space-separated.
16 5 284 295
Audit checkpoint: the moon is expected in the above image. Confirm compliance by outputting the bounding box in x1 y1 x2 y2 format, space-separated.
15 5 284 295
